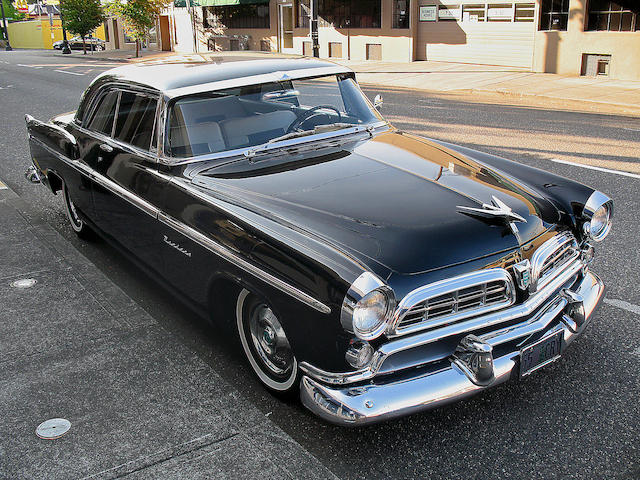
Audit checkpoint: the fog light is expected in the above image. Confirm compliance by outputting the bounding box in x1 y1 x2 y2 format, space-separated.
345 340 374 369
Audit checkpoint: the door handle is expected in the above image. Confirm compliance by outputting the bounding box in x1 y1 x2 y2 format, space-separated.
99 143 113 153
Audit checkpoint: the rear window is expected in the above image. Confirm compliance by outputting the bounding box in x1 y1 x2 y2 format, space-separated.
114 92 158 150
87 90 118 136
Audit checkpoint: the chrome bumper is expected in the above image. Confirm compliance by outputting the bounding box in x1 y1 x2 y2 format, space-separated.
300 271 604 426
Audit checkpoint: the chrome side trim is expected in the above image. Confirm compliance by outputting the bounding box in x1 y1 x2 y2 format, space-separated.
30 137 159 218
157 212 331 314
388 268 515 337
299 257 584 386
31 138 330 314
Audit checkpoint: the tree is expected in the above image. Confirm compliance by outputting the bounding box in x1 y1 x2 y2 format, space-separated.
60 0 105 54
106 0 170 58
1 0 26 23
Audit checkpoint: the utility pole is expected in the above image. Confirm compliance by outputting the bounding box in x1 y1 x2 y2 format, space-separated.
310 0 318 57
59 2 71 54
0 0 12 51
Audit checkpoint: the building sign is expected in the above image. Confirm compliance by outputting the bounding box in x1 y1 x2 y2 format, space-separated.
14 0 28 13
419 6 437 22
438 7 461 20
488 7 513 20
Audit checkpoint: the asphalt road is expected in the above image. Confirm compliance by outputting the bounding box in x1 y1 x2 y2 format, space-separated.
1 50 638 480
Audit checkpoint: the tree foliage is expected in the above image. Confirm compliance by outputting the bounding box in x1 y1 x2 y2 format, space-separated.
60 0 105 54
106 0 170 57
2 0 26 22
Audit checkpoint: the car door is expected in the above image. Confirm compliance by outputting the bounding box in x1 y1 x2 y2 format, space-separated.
85 88 169 273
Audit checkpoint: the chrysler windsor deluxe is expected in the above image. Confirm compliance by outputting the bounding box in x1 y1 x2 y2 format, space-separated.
25 58 612 425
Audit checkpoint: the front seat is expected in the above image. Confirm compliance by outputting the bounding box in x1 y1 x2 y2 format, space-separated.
220 110 297 150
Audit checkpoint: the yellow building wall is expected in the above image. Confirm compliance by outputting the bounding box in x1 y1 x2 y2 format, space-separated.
7 19 107 50
6 20 44 49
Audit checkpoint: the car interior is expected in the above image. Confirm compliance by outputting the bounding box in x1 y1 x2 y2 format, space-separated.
167 80 359 158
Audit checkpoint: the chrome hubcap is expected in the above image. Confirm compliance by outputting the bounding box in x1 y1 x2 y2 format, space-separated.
249 305 293 376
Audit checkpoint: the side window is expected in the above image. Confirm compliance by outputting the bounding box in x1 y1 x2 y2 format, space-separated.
87 90 119 136
114 91 158 150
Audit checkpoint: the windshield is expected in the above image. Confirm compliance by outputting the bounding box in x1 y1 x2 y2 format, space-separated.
166 75 383 158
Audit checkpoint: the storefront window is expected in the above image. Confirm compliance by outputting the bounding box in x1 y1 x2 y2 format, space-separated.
392 0 410 28
297 0 310 28
539 0 569 31
462 4 486 22
587 1 638 32
438 4 461 21
487 3 513 22
203 4 270 29
515 3 535 22
318 0 381 29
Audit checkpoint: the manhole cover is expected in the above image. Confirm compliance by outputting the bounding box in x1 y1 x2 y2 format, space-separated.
11 278 37 289
36 418 71 440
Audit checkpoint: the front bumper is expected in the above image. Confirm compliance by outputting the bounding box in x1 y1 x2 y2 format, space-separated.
300 271 604 426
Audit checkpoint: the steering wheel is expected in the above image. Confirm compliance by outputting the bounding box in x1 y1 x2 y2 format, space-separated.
286 105 342 133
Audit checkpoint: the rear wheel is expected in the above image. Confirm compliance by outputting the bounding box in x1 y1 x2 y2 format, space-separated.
236 289 299 394
62 183 94 240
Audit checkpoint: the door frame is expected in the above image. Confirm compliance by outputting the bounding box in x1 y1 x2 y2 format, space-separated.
278 3 295 54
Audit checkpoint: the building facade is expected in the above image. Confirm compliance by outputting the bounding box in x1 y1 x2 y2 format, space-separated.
175 0 639 80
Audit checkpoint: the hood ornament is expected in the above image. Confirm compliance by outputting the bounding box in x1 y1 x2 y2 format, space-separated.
457 195 527 224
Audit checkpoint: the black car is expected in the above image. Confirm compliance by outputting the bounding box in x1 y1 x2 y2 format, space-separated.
53 36 105 51
25 58 612 425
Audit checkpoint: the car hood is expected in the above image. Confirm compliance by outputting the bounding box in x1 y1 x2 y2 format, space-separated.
192 130 559 275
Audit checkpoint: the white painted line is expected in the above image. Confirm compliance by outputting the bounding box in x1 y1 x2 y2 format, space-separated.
54 69 84 76
604 298 640 316
622 127 640 132
550 158 640 180
16 64 42 69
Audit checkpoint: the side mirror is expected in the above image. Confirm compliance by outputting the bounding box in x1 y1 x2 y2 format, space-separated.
373 94 383 111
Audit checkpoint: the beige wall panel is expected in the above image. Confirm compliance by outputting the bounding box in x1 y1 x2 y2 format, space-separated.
417 22 535 68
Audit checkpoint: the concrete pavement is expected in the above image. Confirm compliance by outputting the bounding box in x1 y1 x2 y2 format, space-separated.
0 181 336 479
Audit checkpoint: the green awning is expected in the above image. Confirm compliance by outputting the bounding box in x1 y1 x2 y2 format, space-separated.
174 0 269 7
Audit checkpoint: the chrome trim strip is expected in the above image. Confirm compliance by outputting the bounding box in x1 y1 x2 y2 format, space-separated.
157 212 331 314
300 271 604 425
582 191 613 242
388 268 515 337
31 138 330 314
31 137 159 218
299 257 584 385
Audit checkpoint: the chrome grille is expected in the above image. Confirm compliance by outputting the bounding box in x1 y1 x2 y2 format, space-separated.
391 269 515 337
531 232 579 292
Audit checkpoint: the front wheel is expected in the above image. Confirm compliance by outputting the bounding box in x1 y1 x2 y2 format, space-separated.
62 183 94 240
236 289 299 394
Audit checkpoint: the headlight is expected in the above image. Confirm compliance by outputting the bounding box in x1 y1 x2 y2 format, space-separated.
582 191 613 242
341 272 395 341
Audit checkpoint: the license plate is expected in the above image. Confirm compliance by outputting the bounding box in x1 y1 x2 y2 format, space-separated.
520 331 563 377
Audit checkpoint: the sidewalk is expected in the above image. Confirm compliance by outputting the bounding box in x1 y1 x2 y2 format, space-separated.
59 48 640 113
333 59 640 113
0 180 336 479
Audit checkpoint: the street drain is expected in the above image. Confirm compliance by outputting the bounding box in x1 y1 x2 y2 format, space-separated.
11 278 37 289
36 418 71 440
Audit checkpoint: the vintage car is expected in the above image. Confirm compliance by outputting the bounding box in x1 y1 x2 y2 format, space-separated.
53 36 105 51
25 58 612 426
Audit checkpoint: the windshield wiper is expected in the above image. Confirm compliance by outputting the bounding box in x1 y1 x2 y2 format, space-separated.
243 123 370 159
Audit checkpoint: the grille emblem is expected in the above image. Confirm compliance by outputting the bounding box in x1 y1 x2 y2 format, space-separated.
512 259 531 290
457 195 527 224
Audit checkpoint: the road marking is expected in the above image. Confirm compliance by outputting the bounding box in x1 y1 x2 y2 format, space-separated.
54 69 84 76
604 298 640 316
16 64 42 69
0 85 13 90
622 127 640 132
550 158 640 180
